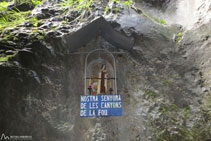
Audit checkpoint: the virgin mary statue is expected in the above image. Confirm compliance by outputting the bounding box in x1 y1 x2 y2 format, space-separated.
97 64 108 94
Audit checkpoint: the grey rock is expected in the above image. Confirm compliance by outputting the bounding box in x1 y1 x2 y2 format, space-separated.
0 1 210 141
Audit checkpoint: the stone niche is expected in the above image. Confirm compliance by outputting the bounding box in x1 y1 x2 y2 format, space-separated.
62 17 134 96
85 49 117 95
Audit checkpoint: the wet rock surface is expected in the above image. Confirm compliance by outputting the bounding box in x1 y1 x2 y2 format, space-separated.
0 0 210 141
135 0 171 9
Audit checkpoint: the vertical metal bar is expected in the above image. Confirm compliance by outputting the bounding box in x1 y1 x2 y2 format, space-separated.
112 53 117 94
84 53 88 95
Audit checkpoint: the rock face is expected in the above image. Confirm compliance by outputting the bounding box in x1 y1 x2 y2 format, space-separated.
0 0 210 141
136 0 211 29
135 0 170 9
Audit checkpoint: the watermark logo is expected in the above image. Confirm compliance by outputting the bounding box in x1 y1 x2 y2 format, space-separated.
0 134 9 140
0 133 32 140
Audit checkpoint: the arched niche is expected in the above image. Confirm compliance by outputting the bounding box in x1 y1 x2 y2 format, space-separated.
85 49 117 95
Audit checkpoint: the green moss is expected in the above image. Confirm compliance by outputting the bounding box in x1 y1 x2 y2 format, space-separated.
144 89 157 99
147 98 211 141
162 79 172 85
171 104 180 111
204 93 211 119
151 16 160 23
140 13 147 17
202 68 211 87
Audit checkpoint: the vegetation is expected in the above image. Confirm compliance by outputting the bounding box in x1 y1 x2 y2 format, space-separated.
177 31 182 40
0 0 135 63
122 0 133 7
160 19 166 24
0 0 42 29
59 0 135 22
0 0 210 140
0 52 17 62
0 9 30 28
31 0 42 6
145 91 211 141
140 12 167 25
59 0 93 10
144 89 157 99
0 0 134 30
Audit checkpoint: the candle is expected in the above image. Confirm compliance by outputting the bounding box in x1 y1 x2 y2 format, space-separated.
89 76 92 86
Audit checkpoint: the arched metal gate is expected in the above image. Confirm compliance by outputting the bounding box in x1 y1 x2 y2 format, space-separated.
84 49 117 95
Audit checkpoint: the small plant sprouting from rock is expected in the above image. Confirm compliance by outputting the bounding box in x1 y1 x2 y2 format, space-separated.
0 52 17 62
160 19 166 24
59 0 135 20
122 0 133 7
0 8 29 28
177 31 182 40
0 0 42 29
148 15 167 25
31 0 42 6
29 17 39 27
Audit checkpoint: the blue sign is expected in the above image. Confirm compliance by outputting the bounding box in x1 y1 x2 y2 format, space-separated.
80 94 122 117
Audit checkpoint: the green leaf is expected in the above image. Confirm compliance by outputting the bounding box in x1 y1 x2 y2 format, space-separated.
0 1 9 11
33 22 38 27
0 54 16 62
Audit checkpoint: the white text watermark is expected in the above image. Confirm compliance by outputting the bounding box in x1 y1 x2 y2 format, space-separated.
1 133 32 140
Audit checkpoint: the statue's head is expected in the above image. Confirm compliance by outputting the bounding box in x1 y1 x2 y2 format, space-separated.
101 64 106 71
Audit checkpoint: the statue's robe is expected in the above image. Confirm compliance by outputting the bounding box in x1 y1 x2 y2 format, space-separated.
97 71 108 94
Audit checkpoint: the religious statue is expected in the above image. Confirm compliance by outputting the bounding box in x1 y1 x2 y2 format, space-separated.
97 64 108 94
